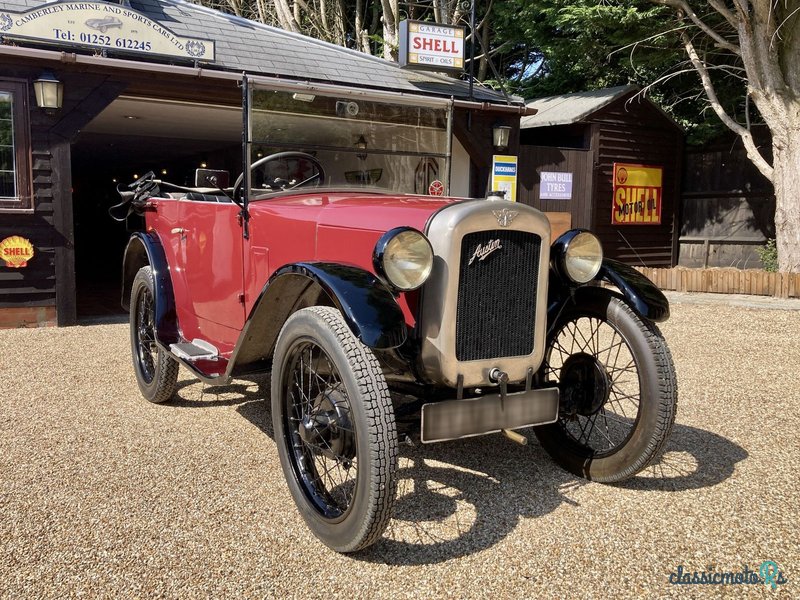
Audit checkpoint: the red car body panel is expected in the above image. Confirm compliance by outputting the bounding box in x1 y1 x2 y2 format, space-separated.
146 191 456 355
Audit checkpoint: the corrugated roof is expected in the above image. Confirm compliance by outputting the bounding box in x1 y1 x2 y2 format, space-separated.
521 85 637 128
3 0 517 104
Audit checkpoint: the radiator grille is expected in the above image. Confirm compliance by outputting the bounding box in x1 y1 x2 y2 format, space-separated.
455 230 541 361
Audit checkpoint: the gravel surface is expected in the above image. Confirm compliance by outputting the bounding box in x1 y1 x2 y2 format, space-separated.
1 298 798 598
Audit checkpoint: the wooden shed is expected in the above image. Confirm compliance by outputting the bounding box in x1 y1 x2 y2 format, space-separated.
518 85 683 267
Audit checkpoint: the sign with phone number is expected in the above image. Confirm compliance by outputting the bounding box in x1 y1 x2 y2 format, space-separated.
612 162 663 225
0 2 215 62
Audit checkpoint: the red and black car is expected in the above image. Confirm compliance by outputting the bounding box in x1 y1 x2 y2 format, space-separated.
114 78 678 552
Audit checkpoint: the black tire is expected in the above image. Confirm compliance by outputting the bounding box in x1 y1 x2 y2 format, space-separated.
130 266 179 404
535 288 677 482
271 306 398 553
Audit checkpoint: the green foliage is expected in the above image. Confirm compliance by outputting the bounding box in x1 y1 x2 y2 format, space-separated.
488 0 749 145
756 239 779 272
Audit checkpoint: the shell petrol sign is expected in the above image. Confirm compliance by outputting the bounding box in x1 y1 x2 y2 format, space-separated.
398 20 465 72
612 163 663 225
0 236 34 268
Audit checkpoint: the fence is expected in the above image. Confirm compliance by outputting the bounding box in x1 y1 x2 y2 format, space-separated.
634 267 800 299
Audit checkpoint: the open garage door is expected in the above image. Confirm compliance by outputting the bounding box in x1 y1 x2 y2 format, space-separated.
71 96 241 320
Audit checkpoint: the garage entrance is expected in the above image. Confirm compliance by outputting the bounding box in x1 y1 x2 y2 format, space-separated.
71 96 241 319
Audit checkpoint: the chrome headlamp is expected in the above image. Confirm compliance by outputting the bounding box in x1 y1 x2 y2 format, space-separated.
552 230 603 284
373 227 434 291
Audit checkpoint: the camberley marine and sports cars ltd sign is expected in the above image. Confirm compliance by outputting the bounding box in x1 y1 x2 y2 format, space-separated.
0 1 215 62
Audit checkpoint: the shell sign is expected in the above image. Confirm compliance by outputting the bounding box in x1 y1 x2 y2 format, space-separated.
0 236 35 268
612 163 663 225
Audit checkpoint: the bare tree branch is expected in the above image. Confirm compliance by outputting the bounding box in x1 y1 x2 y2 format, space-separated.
707 0 740 29
651 0 741 54
680 28 774 180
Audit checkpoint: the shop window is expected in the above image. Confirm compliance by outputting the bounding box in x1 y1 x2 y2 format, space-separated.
0 81 32 212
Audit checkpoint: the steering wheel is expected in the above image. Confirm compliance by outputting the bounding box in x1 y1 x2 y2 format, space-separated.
232 151 326 201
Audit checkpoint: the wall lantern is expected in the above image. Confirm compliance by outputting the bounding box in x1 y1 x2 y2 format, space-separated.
355 135 368 160
33 72 64 111
492 125 511 152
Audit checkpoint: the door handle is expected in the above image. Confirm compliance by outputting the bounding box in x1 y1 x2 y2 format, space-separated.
171 228 186 234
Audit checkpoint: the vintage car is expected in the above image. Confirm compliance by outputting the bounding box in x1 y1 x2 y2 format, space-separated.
85 16 123 33
114 78 677 553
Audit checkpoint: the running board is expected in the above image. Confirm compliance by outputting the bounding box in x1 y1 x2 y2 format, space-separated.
170 339 219 361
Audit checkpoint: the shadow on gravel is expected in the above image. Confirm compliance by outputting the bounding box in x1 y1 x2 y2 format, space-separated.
618 422 748 492
166 379 747 565
358 423 747 565
168 375 270 411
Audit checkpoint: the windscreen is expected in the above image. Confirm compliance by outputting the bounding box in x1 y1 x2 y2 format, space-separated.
246 85 450 198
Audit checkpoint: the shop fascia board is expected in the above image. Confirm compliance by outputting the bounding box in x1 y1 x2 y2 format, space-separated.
0 45 535 116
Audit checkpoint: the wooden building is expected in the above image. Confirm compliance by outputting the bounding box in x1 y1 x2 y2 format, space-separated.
0 0 528 328
518 85 683 267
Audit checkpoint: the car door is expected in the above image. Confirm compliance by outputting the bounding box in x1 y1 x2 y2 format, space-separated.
177 198 246 344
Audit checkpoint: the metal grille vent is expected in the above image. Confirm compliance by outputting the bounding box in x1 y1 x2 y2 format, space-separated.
455 230 541 361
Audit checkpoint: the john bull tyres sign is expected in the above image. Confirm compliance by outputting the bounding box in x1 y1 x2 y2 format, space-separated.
539 171 573 200
0 2 215 62
612 163 663 225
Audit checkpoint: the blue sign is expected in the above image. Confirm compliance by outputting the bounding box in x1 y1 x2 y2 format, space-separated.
494 162 517 176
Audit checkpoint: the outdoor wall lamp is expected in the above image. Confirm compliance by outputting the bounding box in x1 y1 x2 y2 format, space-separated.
356 135 368 160
33 71 64 111
492 124 511 152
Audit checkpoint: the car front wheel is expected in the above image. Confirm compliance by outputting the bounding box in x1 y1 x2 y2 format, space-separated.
130 266 179 403
535 289 678 482
271 306 399 552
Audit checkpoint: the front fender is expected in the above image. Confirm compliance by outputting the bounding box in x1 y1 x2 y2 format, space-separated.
547 258 669 328
597 258 669 322
121 232 180 345
230 262 407 376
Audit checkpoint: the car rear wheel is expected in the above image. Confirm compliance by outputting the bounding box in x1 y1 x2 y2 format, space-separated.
130 266 179 403
535 289 678 482
271 306 398 552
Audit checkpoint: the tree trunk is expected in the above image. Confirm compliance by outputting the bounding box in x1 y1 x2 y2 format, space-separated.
381 0 399 60
477 20 490 81
771 128 800 272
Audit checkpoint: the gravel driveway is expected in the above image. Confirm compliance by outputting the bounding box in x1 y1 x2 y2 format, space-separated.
1 295 798 598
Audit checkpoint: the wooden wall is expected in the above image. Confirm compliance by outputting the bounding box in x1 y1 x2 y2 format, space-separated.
680 132 774 268
1 66 59 320
517 145 593 230
519 93 682 266
0 60 124 326
589 97 683 267
453 111 520 199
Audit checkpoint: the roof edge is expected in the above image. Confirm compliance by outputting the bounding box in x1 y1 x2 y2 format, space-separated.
167 0 521 105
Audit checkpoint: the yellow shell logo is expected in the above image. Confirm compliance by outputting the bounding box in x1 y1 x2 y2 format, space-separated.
0 236 35 268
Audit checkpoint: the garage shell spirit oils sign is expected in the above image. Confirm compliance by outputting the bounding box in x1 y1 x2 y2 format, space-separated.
0 1 215 62
612 162 663 225
399 20 465 73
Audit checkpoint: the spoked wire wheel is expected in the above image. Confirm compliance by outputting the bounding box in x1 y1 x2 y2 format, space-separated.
129 266 178 403
535 289 677 482
544 314 640 456
134 282 157 383
282 339 358 519
272 306 398 552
